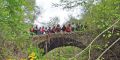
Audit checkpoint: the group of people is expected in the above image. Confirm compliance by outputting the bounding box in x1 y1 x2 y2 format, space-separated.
30 23 80 35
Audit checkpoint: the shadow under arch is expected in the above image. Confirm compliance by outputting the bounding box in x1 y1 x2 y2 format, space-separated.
38 37 86 54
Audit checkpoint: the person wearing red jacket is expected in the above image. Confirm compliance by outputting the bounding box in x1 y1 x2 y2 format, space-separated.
41 26 45 34
66 24 72 32
30 27 34 32
55 24 61 32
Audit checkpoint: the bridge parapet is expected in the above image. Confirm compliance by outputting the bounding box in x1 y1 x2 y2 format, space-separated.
32 32 95 46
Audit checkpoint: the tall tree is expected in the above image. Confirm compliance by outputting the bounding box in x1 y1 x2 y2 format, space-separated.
0 0 35 41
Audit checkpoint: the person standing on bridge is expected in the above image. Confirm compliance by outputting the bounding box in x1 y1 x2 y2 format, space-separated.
34 25 38 35
47 27 52 33
51 26 56 33
38 27 42 35
41 26 45 34
44 27 48 34
66 24 72 32
55 24 61 32
62 25 66 32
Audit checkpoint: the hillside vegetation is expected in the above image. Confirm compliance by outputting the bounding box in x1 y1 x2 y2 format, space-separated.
0 0 120 60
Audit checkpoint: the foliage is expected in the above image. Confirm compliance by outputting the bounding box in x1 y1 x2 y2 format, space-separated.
52 0 120 60
55 0 120 31
53 0 95 10
82 0 120 31
0 0 34 41
0 0 120 60
0 0 35 59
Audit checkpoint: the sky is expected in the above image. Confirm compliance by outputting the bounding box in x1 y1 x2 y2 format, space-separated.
35 0 83 27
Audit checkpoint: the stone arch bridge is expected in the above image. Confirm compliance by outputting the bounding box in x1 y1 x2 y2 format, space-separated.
32 30 120 54
32 32 98 54
32 30 120 60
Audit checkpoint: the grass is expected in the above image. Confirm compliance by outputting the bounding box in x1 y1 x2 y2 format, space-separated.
27 46 89 60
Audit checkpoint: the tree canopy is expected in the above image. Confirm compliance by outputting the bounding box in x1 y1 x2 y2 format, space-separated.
57 0 120 31
0 0 35 42
82 0 120 31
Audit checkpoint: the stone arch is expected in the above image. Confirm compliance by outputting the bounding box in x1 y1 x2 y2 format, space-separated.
38 37 86 54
